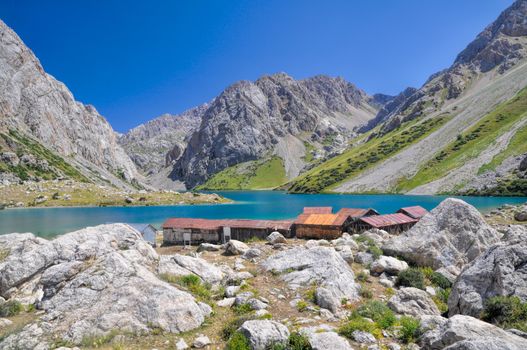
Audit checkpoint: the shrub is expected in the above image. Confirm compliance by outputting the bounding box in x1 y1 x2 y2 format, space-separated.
399 316 420 343
429 272 452 289
0 300 22 317
234 303 253 315
359 285 373 299
304 287 317 303
396 268 425 290
432 288 451 314
483 296 527 331
177 274 201 286
356 301 396 329
226 331 251 350
297 300 308 312
357 271 369 282
367 245 383 260
338 315 377 339
174 274 212 301
287 332 312 350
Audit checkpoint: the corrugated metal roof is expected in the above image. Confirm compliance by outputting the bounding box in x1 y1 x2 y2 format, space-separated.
359 213 418 228
303 214 340 225
303 207 333 214
163 218 293 231
397 206 429 219
336 208 378 218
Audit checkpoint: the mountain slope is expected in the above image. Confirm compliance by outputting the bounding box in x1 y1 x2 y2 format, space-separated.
119 104 206 175
169 73 380 189
288 0 527 195
0 19 138 188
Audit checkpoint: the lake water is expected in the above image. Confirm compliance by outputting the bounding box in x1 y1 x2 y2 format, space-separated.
0 191 525 238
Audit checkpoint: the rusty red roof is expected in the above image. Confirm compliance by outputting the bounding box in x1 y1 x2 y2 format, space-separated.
163 218 293 231
336 208 379 218
397 206 429 219
359 213 418 228
303 207 333 214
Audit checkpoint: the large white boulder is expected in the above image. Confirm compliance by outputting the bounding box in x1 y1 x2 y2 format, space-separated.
238 320 290 350
382 198 500 269
158 253 224 285
388 287 441 317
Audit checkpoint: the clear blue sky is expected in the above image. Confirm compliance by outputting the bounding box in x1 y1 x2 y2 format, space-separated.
0 0 514 132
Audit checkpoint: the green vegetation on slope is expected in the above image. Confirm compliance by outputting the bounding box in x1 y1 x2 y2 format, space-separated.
288 115 451 193
396 87 527 192
0 130 88 182
197 156 288 190
478 122 527 174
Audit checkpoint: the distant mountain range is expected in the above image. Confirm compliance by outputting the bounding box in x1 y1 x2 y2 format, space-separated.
1 0 526 196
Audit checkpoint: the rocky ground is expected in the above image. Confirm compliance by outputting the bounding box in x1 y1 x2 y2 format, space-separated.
0 198 526 350
0 180 229 208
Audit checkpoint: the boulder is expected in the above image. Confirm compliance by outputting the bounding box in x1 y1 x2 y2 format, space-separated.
196 243 222 252
158 254 224 285
420 315 527 350
225 240 249 255
238 320 290 350
370 256 408 275
515 211 527 222
301 327 353 350
361 228 390 246
0 224 208 349
192 335 211 348
382 199 500 269
388 287 441 317
331 233 359 250
519 155 527 171
448 230 527 317
0 318 13 328
242 248 262 260
176 338 189 350
355 252 374 265
262 247 360 312
335 245 354 263
267 231 286 244
352 330 376 343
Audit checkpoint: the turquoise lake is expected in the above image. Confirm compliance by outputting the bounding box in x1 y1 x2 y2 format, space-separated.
0 191 525 238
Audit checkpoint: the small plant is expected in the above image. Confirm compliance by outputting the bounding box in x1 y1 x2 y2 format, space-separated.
80 329 119 348
226 331 251 350
287 331 312 350
304 287 317 303
222 316 253 340
359 285 373 299
396 268 425 290
233 303 253 315
368 245 383 259
173 274 212 301
0 300 22 317
483 296 527 331
177 274 201 286
0 248 9 262
399 316 420 343
357 271 369 282
297 300 309 312
419 266 434 279
338 315 377 338
385 287 395 298
432 288 451 314
429 272 452 289
355 300 396 329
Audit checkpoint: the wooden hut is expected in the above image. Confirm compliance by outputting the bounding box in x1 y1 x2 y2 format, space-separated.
222 219 294 241
397 206 429 219
129 223 158 247
352 213 418 234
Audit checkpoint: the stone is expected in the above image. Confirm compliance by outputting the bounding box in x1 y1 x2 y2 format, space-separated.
192 335 211 348
426 286 436 296
234 292 254 306
242 248 262 260
352 330 376 343
388 287 441 317
176 338 189 350
217 298 236 308
382 199 500 269
361 228 390 246
196 243 221 252
0 224 209 348
370 256 408 275
255 309 270 317
301 328 353 350
355 252 374 265
0 318 13 328
434 266 459 284
238 320 290 350
247 298 268 310
515 211 527 222
335 245 354 263
262 247 360 312
225 285 240 297
225 240 249 255
158 254 224 285
420 315 527 350
267 231 286 244
124 196 134 204
448 231 527 317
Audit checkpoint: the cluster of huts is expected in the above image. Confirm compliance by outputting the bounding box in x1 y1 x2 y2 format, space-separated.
161 205 428 246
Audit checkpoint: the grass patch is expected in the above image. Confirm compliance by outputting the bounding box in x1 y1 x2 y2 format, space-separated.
198 156 288 190
80 329 119 348
296 300 309 312
338 315 379 338
160 273 212 302
398 316 420 343
288 115 451 193
0 300 23 317
482 296 527 332
396 87 527 192
396 268 425 290
354 301 396 329
0 248 10 262
226 331 251 350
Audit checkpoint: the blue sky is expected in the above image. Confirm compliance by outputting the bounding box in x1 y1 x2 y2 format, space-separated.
1 0 514 132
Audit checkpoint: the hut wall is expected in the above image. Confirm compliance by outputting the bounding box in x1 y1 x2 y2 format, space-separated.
295 224 343 240
163 228 220 245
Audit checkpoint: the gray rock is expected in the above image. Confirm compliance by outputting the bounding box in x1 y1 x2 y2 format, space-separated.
448 232 527 317
225 240 249 255
370 256 408 275
352 330 376 343
262 247 360 312
0 318 13 328
335 245 354 263
234 292 254 306
192 335 211 348
247 298 268 310
0 224 208 348
267 231 286 244
355 252 374 265
515 211 527 222
239 320 290 350
242 248 262 260
420 315 527 350
176 338 189 350
217 297 236 308
434 266 459 284
301 328 353 350
225 285 240 297
388 287 441 317
196 243 222 252
361 228 390 246
158 254 224 285
383 199 500 269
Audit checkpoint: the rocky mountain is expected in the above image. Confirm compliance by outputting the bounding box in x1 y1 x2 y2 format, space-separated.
0 19 138 188
169 73 380 189
289 0 527 195
119 104 207 175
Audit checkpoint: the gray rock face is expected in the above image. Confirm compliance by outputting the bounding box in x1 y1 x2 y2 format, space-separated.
388 287 441 317
383 199 500 269
158 253 224 285
262 246 360 312
0 224 208 349
352 330 376 343
420 314 527 350
119 105 206 174
0 20 138 185
171 73 379 188
370 256 408 275
301 329 353 350
238 320 290 350
448 229 527 317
